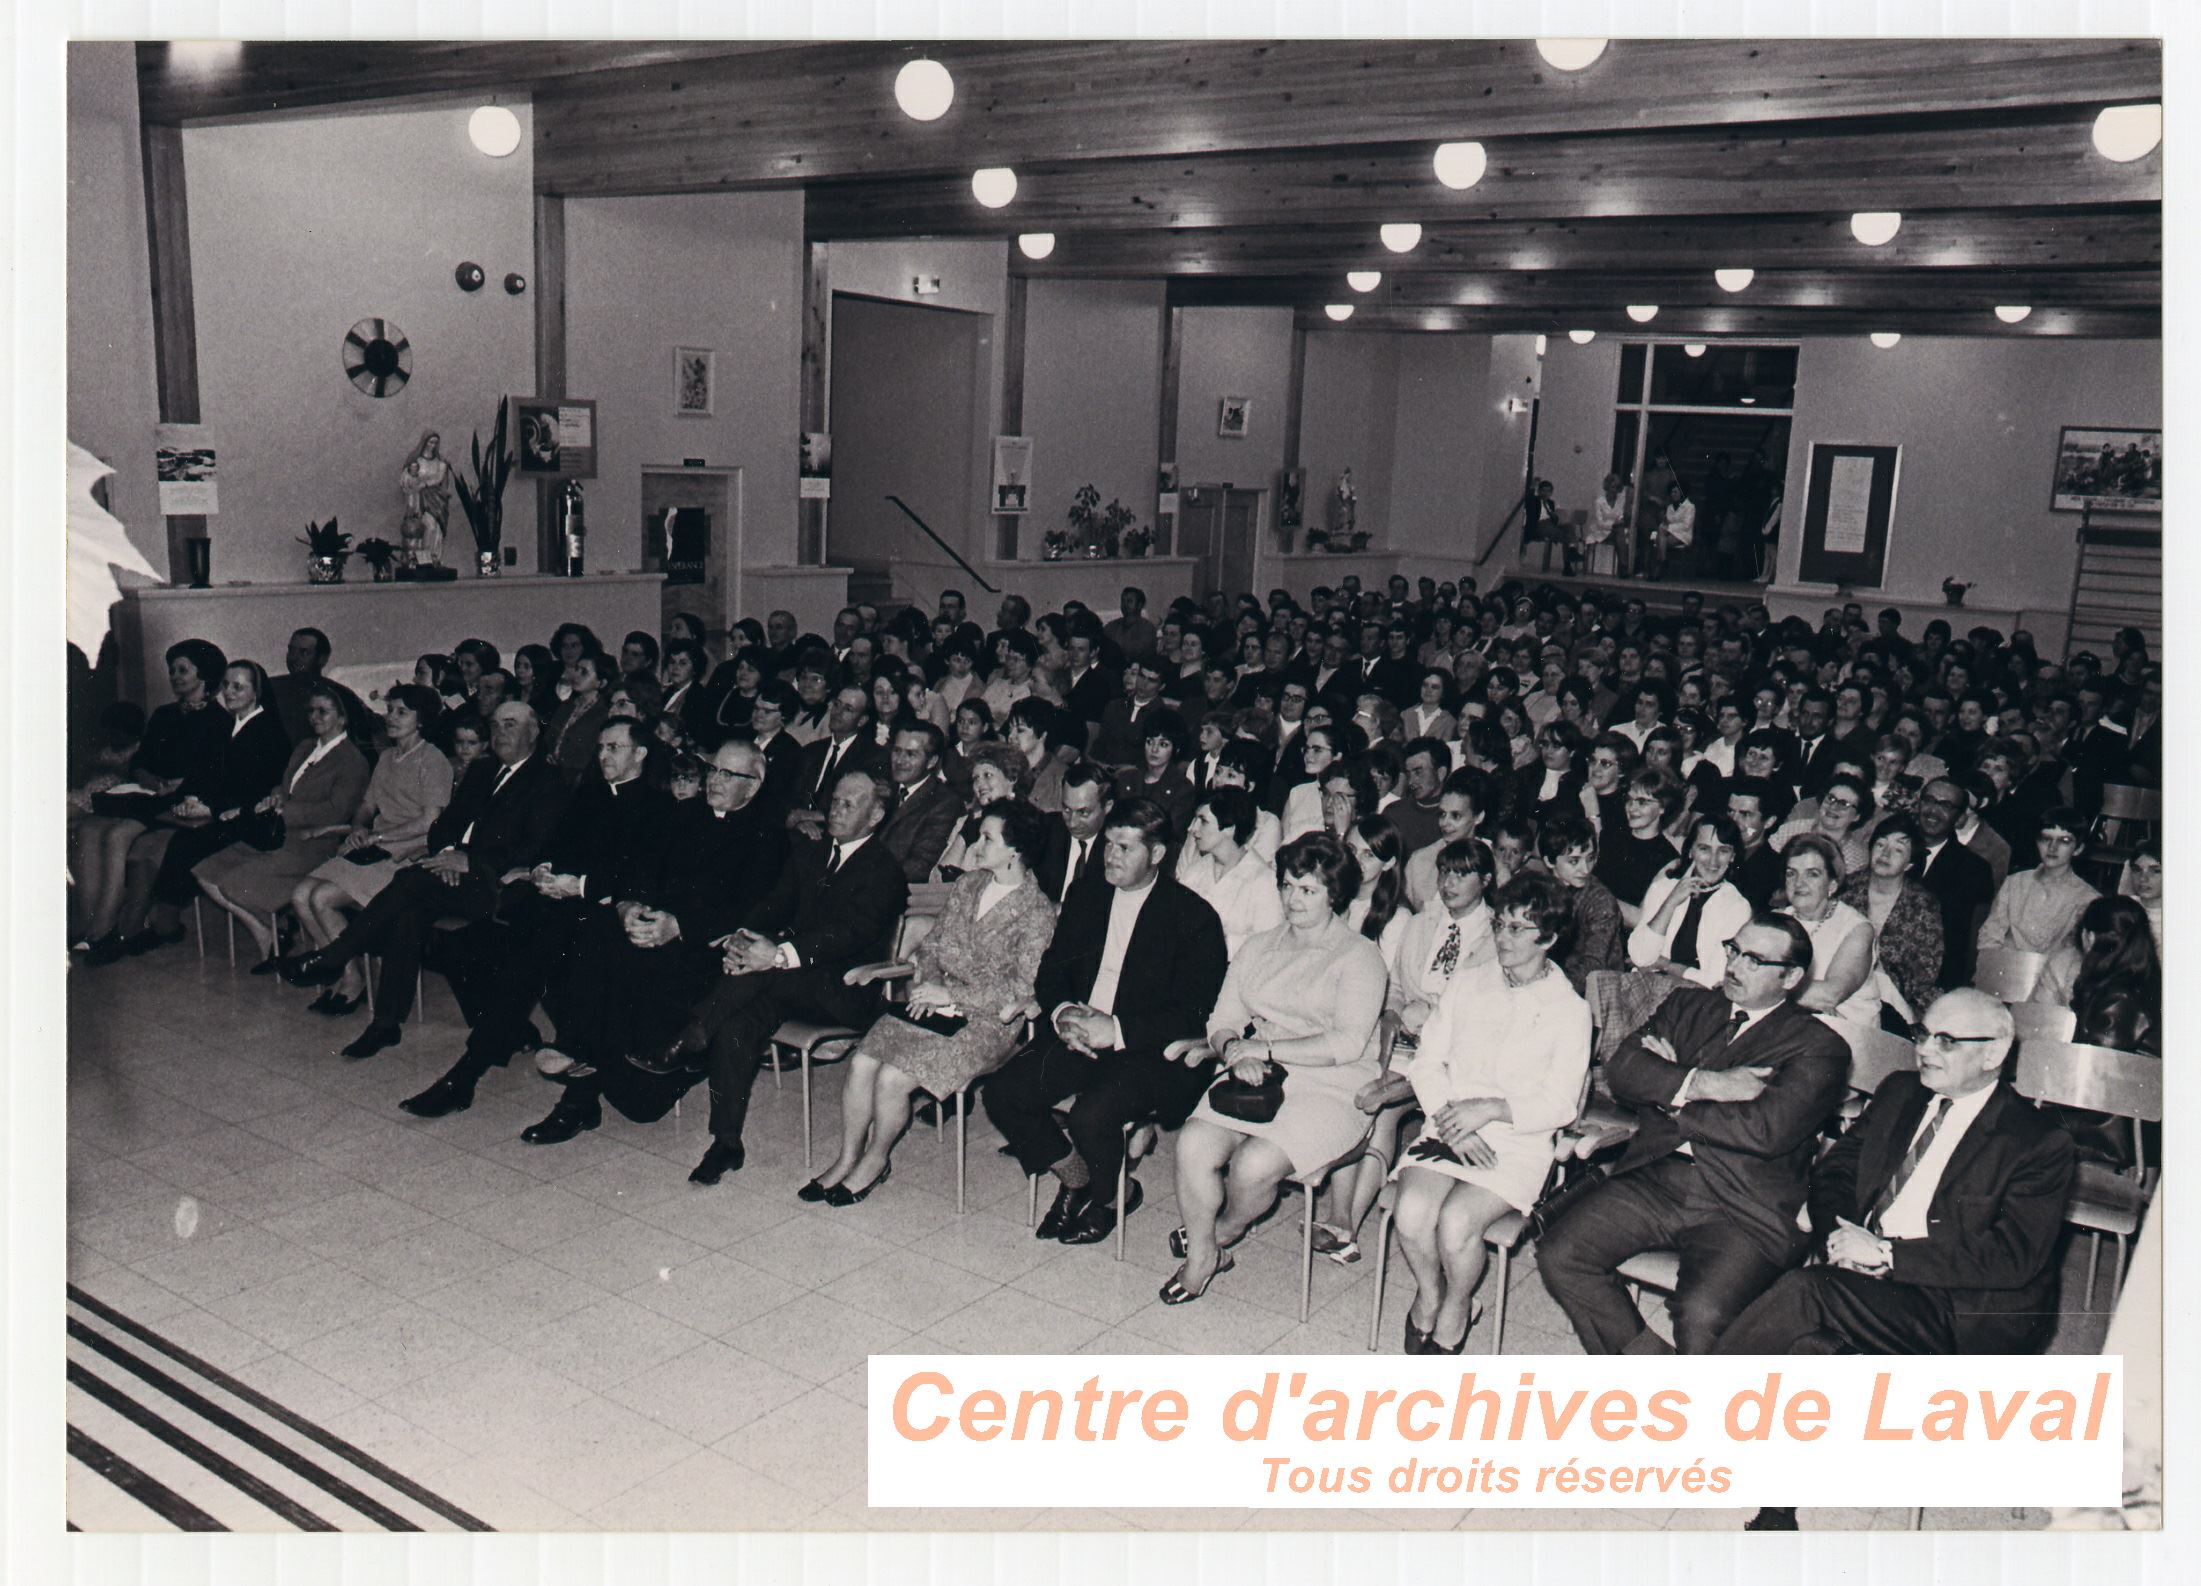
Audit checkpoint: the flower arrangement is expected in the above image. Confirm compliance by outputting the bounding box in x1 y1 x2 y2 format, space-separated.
296 518 351 583
452 396 516 558
1942 576 1973 606
1042 528 1073 560
355 536 399 581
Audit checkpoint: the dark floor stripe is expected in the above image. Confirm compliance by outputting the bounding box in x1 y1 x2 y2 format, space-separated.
67 1424 227 1532
67 1317 423 1531
67 1284 489 1531
68 1360 336 1531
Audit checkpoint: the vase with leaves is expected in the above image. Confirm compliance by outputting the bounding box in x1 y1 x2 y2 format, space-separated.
297 518 351 584
452 397 516 576
355 537 398 583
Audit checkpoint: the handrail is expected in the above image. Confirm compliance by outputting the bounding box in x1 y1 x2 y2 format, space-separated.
885 495 1000 593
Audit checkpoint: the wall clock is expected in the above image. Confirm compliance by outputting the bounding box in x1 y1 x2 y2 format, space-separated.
343 318 412 397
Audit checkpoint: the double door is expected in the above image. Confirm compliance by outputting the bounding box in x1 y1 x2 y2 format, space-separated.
1177 486 1261 600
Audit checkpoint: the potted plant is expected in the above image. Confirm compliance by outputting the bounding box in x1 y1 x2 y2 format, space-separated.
297 518 351 583
452 396 515 576
1066 483 1103 555
1100 499 1137 558
1041 528 1071 561
1122 521 1153 558
1942 576 1972 606
355 536 399 582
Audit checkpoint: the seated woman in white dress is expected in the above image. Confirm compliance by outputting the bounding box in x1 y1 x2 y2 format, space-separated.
1162 833 1388 1304
1378 872 1589 1353
1176 786 1284 959
1776 832 1880 1028
1593 812 1752 1059
1280 723 1344 843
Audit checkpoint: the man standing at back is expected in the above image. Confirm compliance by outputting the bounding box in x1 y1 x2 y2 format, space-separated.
1537 913 1850 1354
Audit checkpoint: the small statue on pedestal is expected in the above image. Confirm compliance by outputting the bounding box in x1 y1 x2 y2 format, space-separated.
398 430 453 569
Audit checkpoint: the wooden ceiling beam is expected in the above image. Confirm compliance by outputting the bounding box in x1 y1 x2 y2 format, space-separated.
1294 305 2160 337
1008 207 2162 278
801 111 2159 237
525 38 2157 193
1172 266 2160 312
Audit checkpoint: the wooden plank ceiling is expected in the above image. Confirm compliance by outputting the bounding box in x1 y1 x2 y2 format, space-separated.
135 37 2161 336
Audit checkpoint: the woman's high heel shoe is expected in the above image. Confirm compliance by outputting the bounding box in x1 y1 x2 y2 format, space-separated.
824 1164 891 1207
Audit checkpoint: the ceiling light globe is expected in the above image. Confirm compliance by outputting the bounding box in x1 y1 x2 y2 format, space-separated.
1346 271 1382 293
1379 223 1423 254
1325 304 1355 323
1567 329 1596 345
1535 39 1608 71
1850 211 1903 247
1714 268 1754 293
1017 233 1055 260
1683 343 1707 358
895 59 955 122
971 167 1018 209
1432 141 1487 190
1994 305 2033 325
2091 104 2162 162
1870 332 1902 349
1625 305 1659 323
468 105 522 158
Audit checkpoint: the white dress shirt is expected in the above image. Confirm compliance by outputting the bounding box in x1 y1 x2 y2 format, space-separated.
1876 1083 1999 1241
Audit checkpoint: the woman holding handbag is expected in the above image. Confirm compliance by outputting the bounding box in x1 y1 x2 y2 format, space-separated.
1162 831 1388 1304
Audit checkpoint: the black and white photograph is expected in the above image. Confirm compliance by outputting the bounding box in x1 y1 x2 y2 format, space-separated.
29 14 2178 1579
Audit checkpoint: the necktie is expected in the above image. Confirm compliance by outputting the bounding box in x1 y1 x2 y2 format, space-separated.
492 764 516 796
1065 839 1088 900
1865 1098 1953 1231
1724 1006 1749 1044
1432 921 1462 980
816 741 842 800
826 841 844 875
1672 887 1713 969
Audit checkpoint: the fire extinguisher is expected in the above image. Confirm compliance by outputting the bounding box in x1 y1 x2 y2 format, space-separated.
558 481 586 576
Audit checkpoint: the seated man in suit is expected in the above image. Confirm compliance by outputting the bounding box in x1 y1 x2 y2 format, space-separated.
1090 657 1166 774
1721 989 2075 1357
511 738 788 1142
785 683 882 840
983 797 1231 1246
1914 778 1997 990
283 701 566 1060
397 717 670 1117
1537 913 1850 1354
877 722 963 883
1036 760 1115 905
628 768 909 1184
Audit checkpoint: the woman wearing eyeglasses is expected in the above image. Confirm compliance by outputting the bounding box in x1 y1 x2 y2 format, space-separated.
1775 770 1874 878
1777 834 1880 1028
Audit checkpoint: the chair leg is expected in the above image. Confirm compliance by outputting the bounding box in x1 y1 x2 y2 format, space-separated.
799 1045 813 1174
953 1092 968 1216
770 1038 783 1092
1115 1128 1130 1265
1366 1205 1392 1352
1028 1173 1040 1229
1492 1247 1510 1354
1300 1182 1317 1322
414 966 424 1024
2086 1231 2102 1308
192 897 206 961
225 911 236 968
2110 1231 2128 1304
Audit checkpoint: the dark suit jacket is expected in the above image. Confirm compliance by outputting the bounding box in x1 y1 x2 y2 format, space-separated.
740 829 908 973
1060 665 1120 733
1032 875 1228 1066
428 754 569 886
1091 697 1162 770
1810 1074 2076 1352
791 733 887 813
878 774 964 882
1035 823 1108 905
1920 838 1996 989
1310 659 1365 708
642 797 786 945
540 775 672 903
1796 732 1867 800
1606 990 1851 1264
183 709 293 816
1510 763 1587 827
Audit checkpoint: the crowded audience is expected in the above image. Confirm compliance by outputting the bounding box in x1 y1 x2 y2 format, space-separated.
69 573 2162 1364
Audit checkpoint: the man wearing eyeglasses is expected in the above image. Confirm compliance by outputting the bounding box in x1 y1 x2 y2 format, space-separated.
1718 990 2074 1364
1537 913 1850 1356
1913 777 1998 991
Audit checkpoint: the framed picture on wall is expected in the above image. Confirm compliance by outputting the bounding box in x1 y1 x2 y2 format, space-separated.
674 346 715 417
1797 442 1899 588
2050 426 2161 514
1217 396 1251 438
513 396 597 479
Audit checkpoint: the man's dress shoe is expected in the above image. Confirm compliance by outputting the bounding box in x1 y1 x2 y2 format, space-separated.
1034 1184 1092 1241
520 1102 601 1145
629 1025 710 1076
340 1022 403 1061
399 1076 475 1118
1059 1178 1144 1245
688 1140 746 1185
280 951 347 988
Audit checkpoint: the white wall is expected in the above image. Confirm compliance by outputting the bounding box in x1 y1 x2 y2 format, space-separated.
184 102 537 584
1174 307 1294 492
564 190 806 592
1021 278 1166 559
1300 331 1400 547
67 44 164 573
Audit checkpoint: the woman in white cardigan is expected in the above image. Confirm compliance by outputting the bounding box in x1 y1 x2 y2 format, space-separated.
1592 812 1752 1058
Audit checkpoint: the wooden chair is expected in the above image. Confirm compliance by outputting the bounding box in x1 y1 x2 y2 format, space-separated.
2014 1037 2162 1306
2091 783 2161 856
2010 1001 2078 1044
1973 947 2048 1004
773 910 937 1177
1365 1069 1595 1353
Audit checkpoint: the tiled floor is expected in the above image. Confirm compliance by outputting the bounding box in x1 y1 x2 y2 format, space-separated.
66 940 2097 1532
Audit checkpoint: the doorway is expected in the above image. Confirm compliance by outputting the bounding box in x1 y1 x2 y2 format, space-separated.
1180 486 1262 600
828 293 989 590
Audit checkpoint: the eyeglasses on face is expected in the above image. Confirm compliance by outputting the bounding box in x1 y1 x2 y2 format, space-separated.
705 766 760 783
1821 795 1860 812
1909 1025 2001 1052
1721 937 1795 971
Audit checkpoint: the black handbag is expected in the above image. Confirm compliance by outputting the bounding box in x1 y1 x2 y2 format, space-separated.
241 808 286 851
1206 1059 1286 1125
1522 1162 1611 1242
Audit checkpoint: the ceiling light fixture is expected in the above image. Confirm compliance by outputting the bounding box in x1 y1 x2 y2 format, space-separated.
971 167 1018 208
1850 211 1903 247
467 105 522 158
1683 343 1707 358
1740 396 1757 405
1714 268 1755 293
895 58 955 122
1535 39 1608 71
1379 222 1423 253
2091 104 2162 162
1347 271 1382 293
1626 305 1659 323
1870 332 1902 349
1567 329 1596 345
1432 141 1488 190
1325 304 1355 323
1994 304 2033 324
1017 233 1055 260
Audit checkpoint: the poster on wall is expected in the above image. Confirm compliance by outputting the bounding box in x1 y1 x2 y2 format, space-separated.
1797 443 1900 588
992 435 1033 515
513 397 598 479
155 424 218 515
651 506 711 586
2050 426 2161 514
1217 396 1251 438
800 431 833 500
